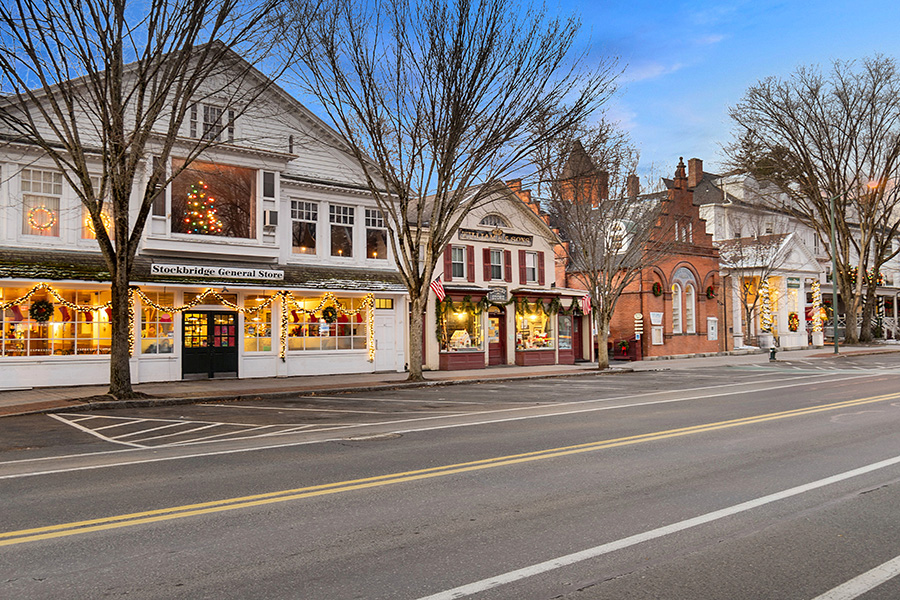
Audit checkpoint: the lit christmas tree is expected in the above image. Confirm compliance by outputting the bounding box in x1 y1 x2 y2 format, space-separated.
811 279 824 332
183 180 223 234
759 278 773 333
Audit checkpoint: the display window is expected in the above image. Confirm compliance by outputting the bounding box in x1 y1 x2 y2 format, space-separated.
439 306 483 352
287 296 366 351
140 292 175 354
516 307 554 350
1 287 111 356
171 160 256 238
243 294 273 352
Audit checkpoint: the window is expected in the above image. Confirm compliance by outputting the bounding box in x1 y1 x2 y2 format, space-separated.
287 297 367 351
243 294 273 352
291 200 317 255
330 204 354 257
672 282 683 334
489 249 503 280
685 284 696 334
262 172 276 199
516 307 554 350
375 298 393 310
451 246 466 279
171 160 256 238
81 176 113 240
190 104 234 142
22 168 62 237
140 292 174 354
558 315 573 349
524 252 537 283
764 222 774 235
365 208 387 259
675 217 692 243
151 156 166 217
1 287 111 356
479 214 509 228
439 305 483 352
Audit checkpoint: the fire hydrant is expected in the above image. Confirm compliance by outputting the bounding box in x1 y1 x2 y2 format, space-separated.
769 346 777 362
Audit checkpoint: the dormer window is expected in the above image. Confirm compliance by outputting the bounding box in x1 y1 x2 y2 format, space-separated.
479 214 509 228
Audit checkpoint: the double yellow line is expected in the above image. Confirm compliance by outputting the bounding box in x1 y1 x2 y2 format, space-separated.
3 391 899 547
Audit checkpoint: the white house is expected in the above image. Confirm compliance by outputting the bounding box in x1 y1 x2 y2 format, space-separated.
0 53 407 388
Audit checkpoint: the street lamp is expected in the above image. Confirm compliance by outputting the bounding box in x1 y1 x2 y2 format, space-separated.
825 192 840 354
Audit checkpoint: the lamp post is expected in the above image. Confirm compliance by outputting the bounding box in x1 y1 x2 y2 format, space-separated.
826 193 840 354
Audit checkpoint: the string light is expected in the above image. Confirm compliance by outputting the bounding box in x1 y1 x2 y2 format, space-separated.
811 279 824 332
4 284 377 363
84 212 113 237
27 206 56 231
759 278 773 333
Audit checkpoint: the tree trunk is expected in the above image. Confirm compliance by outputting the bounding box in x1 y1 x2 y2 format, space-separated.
859 285 878 342
842 292 860 344
107 270 134 399
595 312 609 370
407 295 425 382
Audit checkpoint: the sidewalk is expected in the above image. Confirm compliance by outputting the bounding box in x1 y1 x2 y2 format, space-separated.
3 344 898 418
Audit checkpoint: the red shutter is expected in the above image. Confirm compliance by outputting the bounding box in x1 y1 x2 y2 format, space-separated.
518 249 527 284
466 245 475 283
444 245 453 282
504 250 512 283
538 251 545 285
483 248 492 281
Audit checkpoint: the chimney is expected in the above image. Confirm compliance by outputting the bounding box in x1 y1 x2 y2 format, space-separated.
674 157 687 190
688 158 703 189
626 174 640 198
598 170 609 201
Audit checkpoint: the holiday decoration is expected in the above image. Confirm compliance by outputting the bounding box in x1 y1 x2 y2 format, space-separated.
618 339 629 355
183 180 223 235
788 312 799 332
322 306 338 323
759 278 773 333
811 279 824 332
652 282 662 296
85 212 113 237
28 206 56 231
706 285 716 299
29 299 55 322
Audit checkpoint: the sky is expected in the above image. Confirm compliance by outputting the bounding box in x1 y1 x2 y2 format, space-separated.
562 0 900 183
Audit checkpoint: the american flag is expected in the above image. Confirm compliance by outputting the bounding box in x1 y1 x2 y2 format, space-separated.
430 277 446 301
580 295 592 314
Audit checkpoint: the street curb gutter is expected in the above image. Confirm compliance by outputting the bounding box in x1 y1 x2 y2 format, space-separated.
3 367 633 418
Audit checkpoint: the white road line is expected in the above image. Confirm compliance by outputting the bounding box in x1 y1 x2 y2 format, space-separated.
131 423 220 443
115 422 186 439
809 554 900 600
47 414 147 449
200 404 424 414
1 371 884 478
93 419 149 431
293 396 489 405
164 425 278 445
414 455 900 600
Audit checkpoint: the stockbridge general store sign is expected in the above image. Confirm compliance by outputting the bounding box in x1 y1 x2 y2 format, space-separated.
457 227 533 246
150 264 285 281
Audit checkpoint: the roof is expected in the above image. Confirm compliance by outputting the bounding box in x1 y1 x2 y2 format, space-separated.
0 249 406 292
716 233 790 269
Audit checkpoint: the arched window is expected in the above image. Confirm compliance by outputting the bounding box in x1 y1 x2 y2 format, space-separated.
479 214 509 228
685 284 696 333
672 282 683 334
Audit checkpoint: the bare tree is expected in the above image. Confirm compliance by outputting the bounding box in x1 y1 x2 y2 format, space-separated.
0 0 292 397
727 55 900 343
715 207 792 345
278 0 618 380
544 139 669 369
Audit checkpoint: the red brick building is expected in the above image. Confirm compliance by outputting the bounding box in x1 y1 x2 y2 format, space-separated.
557 156 725 359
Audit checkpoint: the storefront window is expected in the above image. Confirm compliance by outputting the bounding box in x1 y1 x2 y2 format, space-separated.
516 309 554 350
1 287 111 356
243 294 273 352
287 297 366 351
439 306 483 352
558 315 572 349
140 292 174 354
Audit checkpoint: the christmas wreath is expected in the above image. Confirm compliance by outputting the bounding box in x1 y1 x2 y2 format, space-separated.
651 282 662 296
788 311 800 332
321 306 338 323
618 339 629 354
29 299 55 323
706 285 716 299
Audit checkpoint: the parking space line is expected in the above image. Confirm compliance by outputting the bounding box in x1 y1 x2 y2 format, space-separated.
132 424 220 443
94 419 150 431
48 414 147 449
115 422 186 439
810 553 900 600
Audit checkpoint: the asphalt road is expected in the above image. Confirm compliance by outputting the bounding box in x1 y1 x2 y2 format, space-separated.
2 355 900 599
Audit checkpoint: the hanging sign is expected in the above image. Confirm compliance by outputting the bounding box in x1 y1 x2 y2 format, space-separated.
787 277 800 289
487 287 508 302
457 227 533 246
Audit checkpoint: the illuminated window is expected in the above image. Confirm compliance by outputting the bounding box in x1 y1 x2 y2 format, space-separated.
287 297 367 351
81 176 113 240
291 200 317 254
243 294 273 353
21 168 62 237
365 208 387 259
330 205 354 257
171 160 256 238
516 307 554 350
439 304 483 352
140 292 174 354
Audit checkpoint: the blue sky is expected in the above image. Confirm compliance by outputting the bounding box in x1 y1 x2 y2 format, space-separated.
565 0 900 181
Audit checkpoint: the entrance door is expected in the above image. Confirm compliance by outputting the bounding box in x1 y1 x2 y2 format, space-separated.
573 317 584 361
182 311 239 379
374 312 396 371
488 308 506 366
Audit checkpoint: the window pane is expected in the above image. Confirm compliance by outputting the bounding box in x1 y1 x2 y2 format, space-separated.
331 225 353 257
243 294 272 353
293 221 316 254
171 160 256 238
140 292 175 354
516 310 554 349
366 228 387 259
451 246 465 278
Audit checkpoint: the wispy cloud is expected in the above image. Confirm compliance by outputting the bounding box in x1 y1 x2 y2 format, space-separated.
624 61 685 82
696 34 726 46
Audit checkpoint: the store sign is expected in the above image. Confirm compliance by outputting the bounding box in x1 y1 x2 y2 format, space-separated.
458 227 533 247
151 264 285 281
487 287 508 302
649 312 664 326
787 277 800 289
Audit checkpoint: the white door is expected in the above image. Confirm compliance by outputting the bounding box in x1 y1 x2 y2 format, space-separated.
707 317 718 341
374 312 398 371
